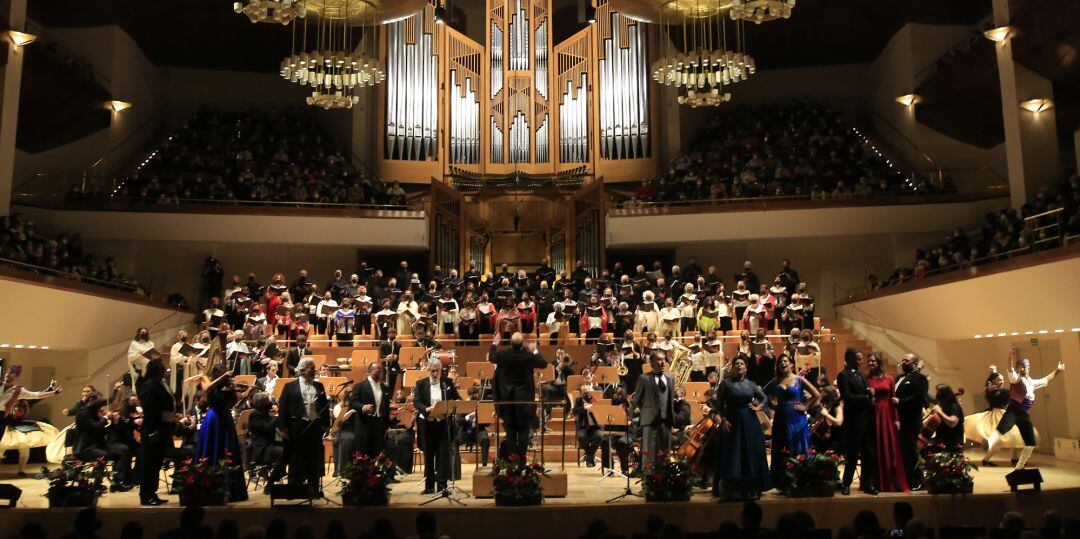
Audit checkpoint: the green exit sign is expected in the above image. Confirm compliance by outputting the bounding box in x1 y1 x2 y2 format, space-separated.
1030 338 1039 347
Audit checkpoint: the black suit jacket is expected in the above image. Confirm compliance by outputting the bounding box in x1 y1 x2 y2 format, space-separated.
894 370 929 423
276 379 330 434
351 379 391 421
286 346 311 376
489 345 547 428
136 378 176 443
837 368 872 415
248 410 279 463
572 396 599 431
379 340 402 360
74 406 109 455
633 372 676 426
411 377 461 421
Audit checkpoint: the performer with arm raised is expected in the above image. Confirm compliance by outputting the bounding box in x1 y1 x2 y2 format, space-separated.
982 347 1065 469
488 332 547 458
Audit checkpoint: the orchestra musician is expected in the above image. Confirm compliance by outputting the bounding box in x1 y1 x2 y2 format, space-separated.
488 332 547 458
194 361 249 502
573 385 607 468
926 384 965 453
351 361 390 456
74 391 135 491
412 359 461 494
277 358 331 495
248 393 286 492
380 329 403 393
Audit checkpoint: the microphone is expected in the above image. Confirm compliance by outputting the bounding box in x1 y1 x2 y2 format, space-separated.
340 380 355 387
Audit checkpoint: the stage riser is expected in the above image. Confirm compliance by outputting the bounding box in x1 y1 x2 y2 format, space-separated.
2 489 1076 539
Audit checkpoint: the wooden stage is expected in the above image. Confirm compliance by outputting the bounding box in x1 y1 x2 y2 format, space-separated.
1 452 1079 538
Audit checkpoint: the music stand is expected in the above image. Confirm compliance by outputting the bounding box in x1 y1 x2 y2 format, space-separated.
593 366 620 391
598 405 642 503
466 362 494 400
419 400 476 506
591 404 629 482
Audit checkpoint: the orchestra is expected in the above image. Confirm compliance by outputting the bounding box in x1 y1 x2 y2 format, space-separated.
35 261 1067 506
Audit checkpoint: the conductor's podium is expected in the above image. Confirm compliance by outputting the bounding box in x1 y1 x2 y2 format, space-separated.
472 471 569 498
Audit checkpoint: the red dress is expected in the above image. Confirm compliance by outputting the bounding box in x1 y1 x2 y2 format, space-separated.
869 375 910 492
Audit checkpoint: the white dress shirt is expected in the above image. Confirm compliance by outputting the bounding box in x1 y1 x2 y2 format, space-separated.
369 378 383 414
298 378 319 420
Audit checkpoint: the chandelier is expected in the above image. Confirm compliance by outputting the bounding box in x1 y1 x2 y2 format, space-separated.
652 0 757 107
233 0 307 24
279 0 384 110
729 0 795 24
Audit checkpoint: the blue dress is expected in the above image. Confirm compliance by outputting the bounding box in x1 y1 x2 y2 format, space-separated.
713 377 771 498
196 384 248 502
767 376 811 489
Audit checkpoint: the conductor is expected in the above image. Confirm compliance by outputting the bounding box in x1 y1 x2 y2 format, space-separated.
488 332 547 458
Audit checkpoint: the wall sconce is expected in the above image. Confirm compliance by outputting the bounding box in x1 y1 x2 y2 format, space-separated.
1019 98 1053 113
434 4 446 24
108 100 133 112
895 94 922 107
983 26 1013 43
586 1 597 24
6 30 37 47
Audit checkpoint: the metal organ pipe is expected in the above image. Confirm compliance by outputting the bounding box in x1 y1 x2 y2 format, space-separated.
597 10 649 160
385 12 439 161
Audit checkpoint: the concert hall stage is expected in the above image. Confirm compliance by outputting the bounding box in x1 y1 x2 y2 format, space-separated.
2 453 1078 538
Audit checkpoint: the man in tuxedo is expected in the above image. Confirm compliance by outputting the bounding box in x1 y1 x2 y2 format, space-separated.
351 361 390 456
255 361 281 396
285 334 311 377
836 347 877 495
136 360 174 505
276 358 330 494
488 332 547 458
633 351 676 468
379 329 403 392
573 385 605 467
895 353 929 490
412 359 461 494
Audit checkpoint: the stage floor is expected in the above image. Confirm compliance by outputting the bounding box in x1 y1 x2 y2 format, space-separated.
2 451 1078 539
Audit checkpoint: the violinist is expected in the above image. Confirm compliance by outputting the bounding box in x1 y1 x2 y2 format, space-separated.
925 384 964 454
894 353 929 490
194 361 249 502
74 391 135 491
809 385 844 453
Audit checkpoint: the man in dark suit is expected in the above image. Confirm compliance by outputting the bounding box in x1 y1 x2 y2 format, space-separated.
285 334 311 378
412 359 461 494
895 353 929 490
351 361 391 456
836 347 878 495
136 359 174 505
633 351 676 468
276 357 330 494
248 393 286 491
74 394 135 491
488 332 547 458
379 329 403 392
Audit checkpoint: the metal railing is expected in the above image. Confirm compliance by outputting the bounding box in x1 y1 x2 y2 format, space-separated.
13 193 429 215
0 256 141 294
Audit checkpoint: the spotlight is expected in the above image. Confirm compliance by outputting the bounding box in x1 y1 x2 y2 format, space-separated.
1019 98 1052 113
983 26 1012 43
434 4 446 24
6 31 36 47
895 94 921 107
108 100 133 112
586 1 597 24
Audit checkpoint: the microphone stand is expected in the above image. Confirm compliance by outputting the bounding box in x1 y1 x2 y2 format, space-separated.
597 410 626 482
420 399 469 506
606 405 642 503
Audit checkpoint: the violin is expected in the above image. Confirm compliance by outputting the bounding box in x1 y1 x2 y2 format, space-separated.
918 388 964 451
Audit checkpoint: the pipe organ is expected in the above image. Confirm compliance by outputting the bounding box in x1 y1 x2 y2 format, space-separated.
375 1 658 182
384 8 440 161
596 3 650 160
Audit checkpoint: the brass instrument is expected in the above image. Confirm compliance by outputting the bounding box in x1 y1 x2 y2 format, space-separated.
669 345 694 387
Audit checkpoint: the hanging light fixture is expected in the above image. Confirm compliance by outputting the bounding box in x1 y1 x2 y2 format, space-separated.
280 0 385 110
729 0 795 24
233 0 307 24
652 0 756 107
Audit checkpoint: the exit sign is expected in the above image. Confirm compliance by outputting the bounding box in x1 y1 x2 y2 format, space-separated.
1030 338 1039 347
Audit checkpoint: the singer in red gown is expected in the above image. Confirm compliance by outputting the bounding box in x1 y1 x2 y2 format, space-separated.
867 353 910 492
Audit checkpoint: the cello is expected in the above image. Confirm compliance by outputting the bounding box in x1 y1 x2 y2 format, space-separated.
918 387 964 450
677 412 718 476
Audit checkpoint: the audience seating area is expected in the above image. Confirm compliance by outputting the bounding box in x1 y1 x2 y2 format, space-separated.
872 172 1079 290
70 108 409 208
613 100 945 208
0 213 143 293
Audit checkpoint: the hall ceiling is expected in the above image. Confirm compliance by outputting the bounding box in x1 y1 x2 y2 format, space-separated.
29 0 991 73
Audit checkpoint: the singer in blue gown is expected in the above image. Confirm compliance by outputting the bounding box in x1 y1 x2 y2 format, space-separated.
195 363 248 502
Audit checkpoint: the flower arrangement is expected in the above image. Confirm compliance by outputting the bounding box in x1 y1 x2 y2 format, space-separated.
338 452 397 506
784 449 843 497
491 453 546 506
43 459 108 507
172 456 238 506
640 452 693 502
923 445 976 494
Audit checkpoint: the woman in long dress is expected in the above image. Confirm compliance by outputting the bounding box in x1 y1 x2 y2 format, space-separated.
965 368 1028 461
194 360 248 502
766 354 820 493
866 353 909 492
332 389 359 476
711 355 771 500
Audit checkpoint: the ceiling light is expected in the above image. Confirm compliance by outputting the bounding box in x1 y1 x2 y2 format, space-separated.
974 335 982 339
1024 330 1034 335
895 94 921 107
985 333 994 338
996 332 1006 337
13 345 23 349
1019 98 1053 113
1010 332 1019 336
729 0 796 24
109 100 133 112
1071 328 1080 332
1054 329 1064 333
983 26 1012 43
1038 330 1048 334
7 31 37 47
40 346 49 350
0 344 8 348
27 345 37 349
